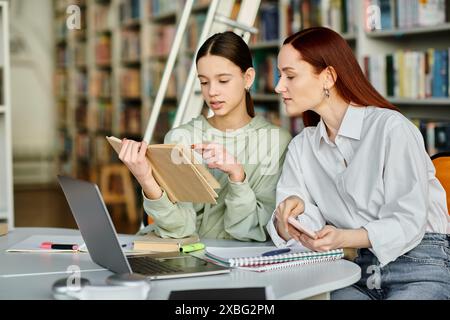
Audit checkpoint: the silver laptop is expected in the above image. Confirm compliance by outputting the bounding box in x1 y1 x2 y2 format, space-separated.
57 175 230 280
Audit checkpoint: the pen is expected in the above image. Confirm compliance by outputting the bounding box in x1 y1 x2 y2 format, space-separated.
40 242 79 250
261 248 291 257
180 242 205 253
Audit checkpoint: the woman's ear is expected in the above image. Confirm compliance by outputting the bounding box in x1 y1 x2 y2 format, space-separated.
321 66 337 89
244 67 256 90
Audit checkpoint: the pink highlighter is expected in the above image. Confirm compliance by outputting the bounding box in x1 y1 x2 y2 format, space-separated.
40 242 79 250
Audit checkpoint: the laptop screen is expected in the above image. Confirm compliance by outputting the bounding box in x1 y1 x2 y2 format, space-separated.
57 175 132 274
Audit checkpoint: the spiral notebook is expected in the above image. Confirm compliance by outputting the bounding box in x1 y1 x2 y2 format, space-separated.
205 246 344 271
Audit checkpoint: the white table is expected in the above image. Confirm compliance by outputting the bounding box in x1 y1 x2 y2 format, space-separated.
0 228 361 300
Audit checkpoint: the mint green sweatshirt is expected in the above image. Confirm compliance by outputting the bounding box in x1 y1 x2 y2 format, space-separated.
142 115 291 241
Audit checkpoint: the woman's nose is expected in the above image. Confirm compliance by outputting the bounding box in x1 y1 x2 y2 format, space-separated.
275 78 285 94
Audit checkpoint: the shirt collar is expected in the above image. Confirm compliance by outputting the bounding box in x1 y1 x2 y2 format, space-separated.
316 105 365 148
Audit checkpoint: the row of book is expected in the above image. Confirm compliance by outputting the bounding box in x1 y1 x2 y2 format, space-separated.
186 13 206 52
91 70 112 98
363 48 449 99
147 0 178 18
121 30 141 62
285 0 357 36
153 107 177 143
55 14 68 41
145 61 177 98
74 42 87 67
119 0 141 23
119 105 142 136
120 69 141 98
56 46 69 68
95 101 113 133
54 70 67 99
254 105 282 128
56 101 67 128
365 0 450 31
251 2 280 43
74 102 114 133
252 52 279 94
412 119 450 155
94 2 114 32
149 24 176 58
95 35 112 66
75 71 88 96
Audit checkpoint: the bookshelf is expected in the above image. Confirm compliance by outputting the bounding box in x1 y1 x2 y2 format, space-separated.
54 0 450 182
361 0 450 154
0 1 14 229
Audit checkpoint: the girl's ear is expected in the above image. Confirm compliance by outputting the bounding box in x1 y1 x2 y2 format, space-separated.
244 67 256 90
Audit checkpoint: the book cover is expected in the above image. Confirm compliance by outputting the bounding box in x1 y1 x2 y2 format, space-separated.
106 136 220 204
133 232 200 252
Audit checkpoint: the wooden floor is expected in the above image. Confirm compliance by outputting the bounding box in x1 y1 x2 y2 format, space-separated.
14 184 142 234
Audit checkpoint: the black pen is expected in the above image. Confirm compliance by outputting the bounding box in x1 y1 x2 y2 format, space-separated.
40 242 79 250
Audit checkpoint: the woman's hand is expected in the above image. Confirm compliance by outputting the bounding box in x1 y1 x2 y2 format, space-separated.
274 196 305 241
192 143 245 182
298 225 347 252
118 139 162 199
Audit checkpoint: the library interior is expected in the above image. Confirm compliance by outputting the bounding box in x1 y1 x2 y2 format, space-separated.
0 0 449 236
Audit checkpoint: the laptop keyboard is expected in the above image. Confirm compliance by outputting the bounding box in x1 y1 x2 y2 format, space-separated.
128 256 182 274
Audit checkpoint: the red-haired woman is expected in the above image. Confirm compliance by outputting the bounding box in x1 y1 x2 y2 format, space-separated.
266 27 449 300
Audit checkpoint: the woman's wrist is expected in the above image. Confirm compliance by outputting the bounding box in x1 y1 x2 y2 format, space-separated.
341 228 371 248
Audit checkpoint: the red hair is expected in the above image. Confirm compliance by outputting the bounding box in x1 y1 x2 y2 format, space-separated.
284 27 399 127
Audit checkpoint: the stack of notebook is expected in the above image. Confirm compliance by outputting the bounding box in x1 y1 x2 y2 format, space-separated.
205 246 344 272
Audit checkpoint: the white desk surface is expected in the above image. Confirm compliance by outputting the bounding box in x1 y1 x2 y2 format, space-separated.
0 228 361 300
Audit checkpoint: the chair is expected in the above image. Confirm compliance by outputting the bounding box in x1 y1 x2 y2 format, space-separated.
431 152 450 215
99 164 138 224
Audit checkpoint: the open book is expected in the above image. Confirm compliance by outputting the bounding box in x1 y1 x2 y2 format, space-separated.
106 136 220 204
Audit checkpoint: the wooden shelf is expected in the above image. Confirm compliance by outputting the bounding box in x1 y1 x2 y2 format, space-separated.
150 10 177 23
192 2 210 13
366 23 450 38
342 33 356 41
0 106 5 114
389 97 450 106
252 93 280 102
249 40 279 50
121 18 141 29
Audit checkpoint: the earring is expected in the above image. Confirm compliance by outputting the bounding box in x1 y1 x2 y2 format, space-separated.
245 87 250 93
323 87 330 98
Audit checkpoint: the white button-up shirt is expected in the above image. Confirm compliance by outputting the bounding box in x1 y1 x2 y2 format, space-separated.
267 106 449 266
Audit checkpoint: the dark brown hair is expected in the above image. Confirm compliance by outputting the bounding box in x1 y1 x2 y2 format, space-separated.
284 27 399 127
196 31 255 117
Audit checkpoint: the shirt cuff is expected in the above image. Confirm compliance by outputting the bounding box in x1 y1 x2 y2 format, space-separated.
142 189 174 213
266 210 300 248
363 219 416 267
226 174 252 197
296 201 325 232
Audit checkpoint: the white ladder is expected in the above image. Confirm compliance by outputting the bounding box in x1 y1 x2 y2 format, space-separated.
143 0 261 144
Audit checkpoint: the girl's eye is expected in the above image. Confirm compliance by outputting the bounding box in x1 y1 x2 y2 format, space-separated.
287 76 294 80
200 82 208 86
219 80 229 84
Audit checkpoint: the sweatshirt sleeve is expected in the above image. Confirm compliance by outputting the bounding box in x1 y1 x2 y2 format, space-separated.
266 137 326 247
142 128 198 238
222 130 291 242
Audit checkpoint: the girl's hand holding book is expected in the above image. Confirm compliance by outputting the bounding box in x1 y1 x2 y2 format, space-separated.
192 143 245 183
